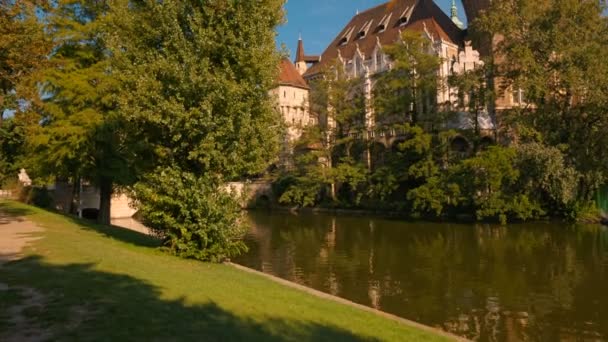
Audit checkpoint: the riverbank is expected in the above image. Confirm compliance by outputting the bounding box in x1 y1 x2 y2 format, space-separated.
0 201 455 341
256 204 606 225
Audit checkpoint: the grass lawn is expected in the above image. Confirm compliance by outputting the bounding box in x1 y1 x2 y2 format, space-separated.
0 201 453 341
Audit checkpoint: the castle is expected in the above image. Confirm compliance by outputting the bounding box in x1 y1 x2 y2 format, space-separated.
273 0 514 145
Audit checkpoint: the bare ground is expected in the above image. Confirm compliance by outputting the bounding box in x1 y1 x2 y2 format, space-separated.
0 210 44 264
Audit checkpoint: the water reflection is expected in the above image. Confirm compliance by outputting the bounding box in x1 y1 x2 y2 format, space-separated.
236 211 608 341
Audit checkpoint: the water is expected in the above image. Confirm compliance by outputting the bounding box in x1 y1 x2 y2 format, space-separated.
235 211 608 341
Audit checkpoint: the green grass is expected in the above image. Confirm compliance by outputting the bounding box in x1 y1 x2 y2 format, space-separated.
0 201 450 341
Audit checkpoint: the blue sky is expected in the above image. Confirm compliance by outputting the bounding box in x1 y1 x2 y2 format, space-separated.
277 0 466 58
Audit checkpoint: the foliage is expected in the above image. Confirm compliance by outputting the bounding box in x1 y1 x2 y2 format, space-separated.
110 0 284 260
452 146 543 224
448 65 494 137
373 31 443 126
366 167 399 203
332 157 368 206
475 0 608 202
23 0 137 224
18 186 53 208
515 142 578 213
110 0 284 180
0 0 51 117
0 117 26 185
134 168 246 262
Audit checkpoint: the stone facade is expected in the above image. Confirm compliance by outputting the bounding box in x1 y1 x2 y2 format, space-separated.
298 0 489 133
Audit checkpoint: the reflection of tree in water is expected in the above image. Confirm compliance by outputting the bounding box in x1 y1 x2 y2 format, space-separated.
240 212 608 341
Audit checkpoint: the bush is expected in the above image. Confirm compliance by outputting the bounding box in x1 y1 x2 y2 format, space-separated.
19 186 53 209
133 168 247 262
454 146 543 224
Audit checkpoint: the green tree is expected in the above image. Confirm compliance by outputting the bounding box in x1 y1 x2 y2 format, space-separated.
309 60 367 199
279 60 367 206
0 0 51 121
0 0 50 182
475 0 608 204
373 31 443 127
452 146 543 224
26 0 136 224
0 117 26 184
110 0 284 260
448 65 494 142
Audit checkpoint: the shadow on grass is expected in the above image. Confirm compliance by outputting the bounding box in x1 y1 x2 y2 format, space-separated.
0 200 160 248
63 215 161 248
0 256 377 342
0 202 35 225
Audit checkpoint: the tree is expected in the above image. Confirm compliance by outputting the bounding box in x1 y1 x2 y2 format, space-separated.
25 0 136 224
373 31 443 127
110 0 284 260
0 0 51 122
280 60 367 204
448 65 494 144
0 116 26 184
451 146 543 224
475 0 608 204
0 0 50 182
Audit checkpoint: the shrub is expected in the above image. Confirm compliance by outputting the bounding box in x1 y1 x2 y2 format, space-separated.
19 186 53 209
133 168 247 262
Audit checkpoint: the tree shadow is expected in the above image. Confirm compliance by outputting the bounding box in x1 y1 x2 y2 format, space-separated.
63 215 161 248
0 256 379 341
0 202 34 225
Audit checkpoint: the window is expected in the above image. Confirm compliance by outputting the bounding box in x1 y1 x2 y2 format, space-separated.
338 26 355 46
283 91 286 98
357 20 373 40
376 52 383 68
397 7 411 26
376 13 392 33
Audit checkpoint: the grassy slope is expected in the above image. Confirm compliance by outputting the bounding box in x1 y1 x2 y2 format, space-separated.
0 201 450 342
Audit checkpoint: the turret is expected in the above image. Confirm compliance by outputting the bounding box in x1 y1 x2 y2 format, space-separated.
294 36 321 76
450 0 464 29
295 36 308 75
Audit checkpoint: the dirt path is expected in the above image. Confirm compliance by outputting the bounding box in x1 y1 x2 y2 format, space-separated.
0 209 44 264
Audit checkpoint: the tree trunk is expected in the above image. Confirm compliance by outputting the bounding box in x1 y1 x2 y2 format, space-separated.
98 178 112 225
70 177 80 215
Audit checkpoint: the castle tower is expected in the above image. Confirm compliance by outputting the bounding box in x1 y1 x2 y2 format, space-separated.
295 36 308 75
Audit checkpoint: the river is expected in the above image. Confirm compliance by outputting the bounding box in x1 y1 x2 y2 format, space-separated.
235 211 608 341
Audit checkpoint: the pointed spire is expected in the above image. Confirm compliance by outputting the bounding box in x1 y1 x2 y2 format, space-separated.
450 0 465 29
295 36 305 63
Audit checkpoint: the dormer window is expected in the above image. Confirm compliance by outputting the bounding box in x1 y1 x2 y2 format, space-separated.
338 26 355 46
397 7 411 27
376 13 392 33
357 20 373 40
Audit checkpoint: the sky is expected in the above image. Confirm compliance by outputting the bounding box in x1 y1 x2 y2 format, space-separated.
276 0 467 58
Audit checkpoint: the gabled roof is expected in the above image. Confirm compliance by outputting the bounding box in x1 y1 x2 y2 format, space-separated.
278 58 309 89
303 0 465 78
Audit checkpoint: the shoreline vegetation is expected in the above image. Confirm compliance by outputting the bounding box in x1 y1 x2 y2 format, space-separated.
0 200 456 341
248 204 607 226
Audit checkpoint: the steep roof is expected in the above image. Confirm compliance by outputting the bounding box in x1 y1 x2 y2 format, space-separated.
295 38 321 64
304 0 465 78
278 58 309 89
